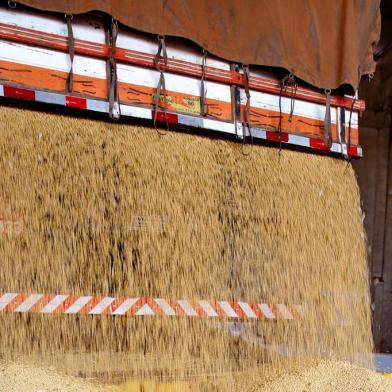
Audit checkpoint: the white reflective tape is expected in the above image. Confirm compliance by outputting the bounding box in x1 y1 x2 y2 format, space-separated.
40 295 68 313
176 300 198 316
288 134 310 148
0 84 4 97
198 300 218 317
202 118 236 135
36 90 65 106
258 304 276 319
330 143 342 153
276 304 294 320
64 296 93 314
178 114 203 128
119 104 151 120
218 301 239 318
88 297 115 315
154 298 176 316
87 99 109 113
14 294 43 312
0 293 18 310
112 298 139 315
237 302 257 318
135 303 155 316
251 127 267 140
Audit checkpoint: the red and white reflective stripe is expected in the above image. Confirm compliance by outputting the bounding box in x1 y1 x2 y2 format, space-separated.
3 85 35 100
0 292 301 321
0 83 362 158
243 124 363 157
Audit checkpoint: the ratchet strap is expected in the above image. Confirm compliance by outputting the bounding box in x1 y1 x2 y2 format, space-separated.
65 14 74 93
200 49 208 117
278 73 297 153
346 97 356 162
106 18 120 119
153 35 169 132
281 74 297 122
324 89 332 149
242 64 252 143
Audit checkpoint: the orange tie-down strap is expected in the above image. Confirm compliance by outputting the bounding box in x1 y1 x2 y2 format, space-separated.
0 292 303 320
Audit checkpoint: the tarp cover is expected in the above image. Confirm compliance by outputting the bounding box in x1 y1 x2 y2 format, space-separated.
16 0 381 91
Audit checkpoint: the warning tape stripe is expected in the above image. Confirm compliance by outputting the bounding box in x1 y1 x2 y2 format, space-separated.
89 297 115 315
219 301 237 317
14 293 43 312
0 293 17 311
0 292 301 321
176 300 198 316
112 298 138 316
259 303 276 319
238 302 257 318
5 293 27 312
40 295 68 313
0 83 362 158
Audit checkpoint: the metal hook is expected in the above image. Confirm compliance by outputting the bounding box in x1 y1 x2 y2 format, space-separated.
154 35 167 71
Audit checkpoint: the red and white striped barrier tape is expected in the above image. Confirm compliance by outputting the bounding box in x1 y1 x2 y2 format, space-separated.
0 292 303 320
0 84 362 158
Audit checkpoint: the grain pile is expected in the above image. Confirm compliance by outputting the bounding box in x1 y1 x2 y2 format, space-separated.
1 359 392 391
256 360 392 392
0 105 373 386
0 360 105 392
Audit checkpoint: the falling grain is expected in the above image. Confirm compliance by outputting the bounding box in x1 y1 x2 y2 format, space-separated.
0 105 373 388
